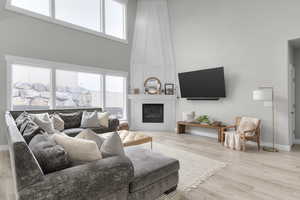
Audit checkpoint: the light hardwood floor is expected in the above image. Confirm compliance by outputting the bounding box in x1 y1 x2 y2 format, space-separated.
1 132 300 200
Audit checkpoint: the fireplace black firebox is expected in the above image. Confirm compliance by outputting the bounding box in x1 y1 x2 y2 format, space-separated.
142 104 164 123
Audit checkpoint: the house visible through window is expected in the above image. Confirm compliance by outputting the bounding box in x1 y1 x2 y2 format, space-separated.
8 57 127 120
56 70 103 108
8 0 127 41
12 64 51 110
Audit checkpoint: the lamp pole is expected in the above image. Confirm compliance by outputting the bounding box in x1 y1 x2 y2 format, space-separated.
259 87 278 152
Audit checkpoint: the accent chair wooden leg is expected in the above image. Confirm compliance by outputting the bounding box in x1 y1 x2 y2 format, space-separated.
257 137 260 151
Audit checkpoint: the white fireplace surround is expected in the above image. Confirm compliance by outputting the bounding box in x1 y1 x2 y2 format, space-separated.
129 95 176 131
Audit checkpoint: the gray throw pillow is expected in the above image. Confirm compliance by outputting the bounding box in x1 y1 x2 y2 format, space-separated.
29 135 71 174
80 111 101 128
76 129 105 149
100 132 125 157
58 112 83 129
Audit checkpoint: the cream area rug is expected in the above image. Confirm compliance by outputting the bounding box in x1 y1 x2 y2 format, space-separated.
139 143 227 200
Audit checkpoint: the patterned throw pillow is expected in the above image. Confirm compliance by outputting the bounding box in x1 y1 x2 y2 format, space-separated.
20 119 45 144
80 111 101 128
33 114 57 135
15 112 31 130
29 135 71 174
50 114 64 131
97 112 109 128
58 112 83 129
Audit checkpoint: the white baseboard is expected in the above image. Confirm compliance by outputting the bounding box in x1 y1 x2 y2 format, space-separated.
0 145 8 152
294 139 300 145
186 130 292 152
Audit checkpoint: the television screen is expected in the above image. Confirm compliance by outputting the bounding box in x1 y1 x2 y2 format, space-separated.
178 67 226 99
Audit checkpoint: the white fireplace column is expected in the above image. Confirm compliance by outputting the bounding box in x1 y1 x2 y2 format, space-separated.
129 0 177 131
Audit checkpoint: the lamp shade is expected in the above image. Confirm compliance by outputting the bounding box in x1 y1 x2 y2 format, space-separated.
253 89 272 101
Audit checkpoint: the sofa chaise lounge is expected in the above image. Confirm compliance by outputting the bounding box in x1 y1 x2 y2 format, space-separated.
5 108 179 200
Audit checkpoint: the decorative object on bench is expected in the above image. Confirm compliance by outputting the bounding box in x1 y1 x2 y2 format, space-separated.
221 117 261 151
177 121 225 142
196 115 211 125
182 111 195 122
144 77 161 94
253 87 278 152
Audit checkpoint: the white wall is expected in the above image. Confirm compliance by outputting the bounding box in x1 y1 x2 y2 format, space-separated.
0 0 137 145
168 0 300 147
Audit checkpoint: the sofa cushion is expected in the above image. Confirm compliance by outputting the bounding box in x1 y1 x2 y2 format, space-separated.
63 128 84 137
125 148 179 193
58 112 82 129
29 135 71 174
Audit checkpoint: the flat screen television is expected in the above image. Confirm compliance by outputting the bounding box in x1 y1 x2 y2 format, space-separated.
178 67 226 100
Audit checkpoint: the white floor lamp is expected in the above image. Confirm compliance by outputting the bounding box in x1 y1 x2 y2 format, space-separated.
253 87 278 152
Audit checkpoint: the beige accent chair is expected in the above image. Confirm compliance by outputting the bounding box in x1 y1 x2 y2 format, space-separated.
221 117 261 151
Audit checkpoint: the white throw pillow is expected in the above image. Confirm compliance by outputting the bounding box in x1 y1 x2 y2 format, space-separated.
81 111 101 128
33 114 57 135
76 129 105 149
98 112 109 128
51 114 64 131
53 134 102 162
100 132 125 156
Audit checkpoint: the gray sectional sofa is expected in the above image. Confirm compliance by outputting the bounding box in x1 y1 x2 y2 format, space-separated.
5 108 179 200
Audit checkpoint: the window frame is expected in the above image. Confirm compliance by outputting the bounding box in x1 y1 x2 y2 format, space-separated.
5 0 128 44
6 55 128 120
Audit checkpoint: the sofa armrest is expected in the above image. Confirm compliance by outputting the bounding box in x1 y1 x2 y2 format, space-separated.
108 118 120 130
19 156 134 200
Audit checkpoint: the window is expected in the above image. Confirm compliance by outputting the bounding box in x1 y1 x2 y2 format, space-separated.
7 0 127 42
11 0 50 16
55 0 101 32
105 75 126 119
56 70 103 108
7 56 128 120
105 0 126 39
11 64 51 110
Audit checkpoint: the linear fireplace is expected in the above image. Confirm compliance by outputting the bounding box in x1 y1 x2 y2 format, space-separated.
142 104 164 123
